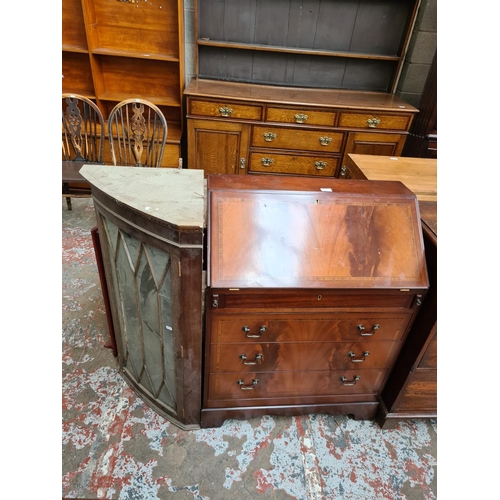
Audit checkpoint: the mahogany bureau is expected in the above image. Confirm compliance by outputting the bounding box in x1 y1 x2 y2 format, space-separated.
201 175 428 428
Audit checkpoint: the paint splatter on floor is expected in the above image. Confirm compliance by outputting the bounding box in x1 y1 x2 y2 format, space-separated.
62 198 437 500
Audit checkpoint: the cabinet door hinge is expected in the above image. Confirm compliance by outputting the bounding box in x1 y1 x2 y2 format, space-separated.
180 345 184 358
178 262 182 276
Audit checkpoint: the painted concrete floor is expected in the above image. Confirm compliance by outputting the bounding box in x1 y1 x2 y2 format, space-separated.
62 197 437 500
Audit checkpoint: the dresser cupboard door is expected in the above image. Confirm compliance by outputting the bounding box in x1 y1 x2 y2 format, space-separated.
187 119 250 176
338 132 406 177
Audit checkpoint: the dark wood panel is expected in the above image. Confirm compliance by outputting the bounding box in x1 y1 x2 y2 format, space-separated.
393 369 437 412
418 327 437 369
350 1 413 56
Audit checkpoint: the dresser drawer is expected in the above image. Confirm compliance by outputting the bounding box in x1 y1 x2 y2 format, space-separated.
266 107 336 126
208 369 387 400
251 126 344 153
189 99 262 120
210 340 401 373
211 314 411 344
338 112 412 131
249 152 338 176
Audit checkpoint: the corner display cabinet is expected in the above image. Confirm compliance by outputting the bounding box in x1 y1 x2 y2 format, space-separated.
202 174 429 428
186 0 421 177
62 0 185 167
80 165 205 430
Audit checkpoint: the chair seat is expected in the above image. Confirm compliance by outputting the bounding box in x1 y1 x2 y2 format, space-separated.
62 161 106 183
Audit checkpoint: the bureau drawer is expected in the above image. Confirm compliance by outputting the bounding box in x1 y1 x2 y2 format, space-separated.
217 290 414 309
249 152 338 176
208 369 387 400
266 107 336 126
210 340 401 373
338 112 412 131
189 99 262 120
251 126 344 153
211 314 411 343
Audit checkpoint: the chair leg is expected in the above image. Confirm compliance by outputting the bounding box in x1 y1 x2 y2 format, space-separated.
66 196 72 211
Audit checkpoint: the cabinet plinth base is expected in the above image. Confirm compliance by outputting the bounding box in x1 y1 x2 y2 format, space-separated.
200 402 379 429
376 400 437 429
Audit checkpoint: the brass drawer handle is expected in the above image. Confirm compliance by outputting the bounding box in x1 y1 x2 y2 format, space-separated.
356 324 380 336
294 113 308 123
367 117 381 128
348 351 370 363
237 379 259 390
319 136 332 146
340 375 360 386
242 326 267 338
219 105 233 117
315 161 327 170
261 157 274 167
263 132 277 142
240 354 263 365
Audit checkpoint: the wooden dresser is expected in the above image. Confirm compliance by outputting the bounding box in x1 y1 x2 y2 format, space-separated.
201 175 428 428
185 79 418 179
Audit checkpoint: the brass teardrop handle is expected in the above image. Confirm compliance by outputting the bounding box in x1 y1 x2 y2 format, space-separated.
294 113 308 123
240 354 263 365
348 351 370 363
219 105 233 117
356 324 379 336
263 132 277 142
340 375 360 386
367 117 381 128
339 166 348 178
237 379 259 390
242 326 267 338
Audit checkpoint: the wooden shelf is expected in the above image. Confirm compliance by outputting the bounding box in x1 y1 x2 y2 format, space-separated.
197 39 400 62
91 47 180 63
98 92 182 109
62 45 89 54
